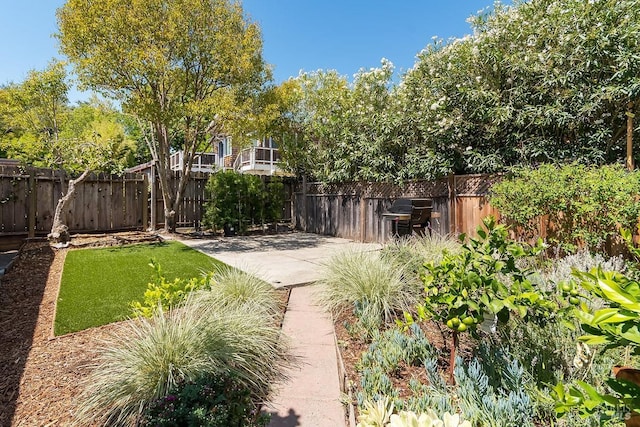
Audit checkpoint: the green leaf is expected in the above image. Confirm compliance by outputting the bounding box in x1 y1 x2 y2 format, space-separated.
517 305 528 318
597 278 639 311
576 381 605 404
579 334 612 345
592 308 637 325
487 299 504 314
619 325 640 345
553 382 566 401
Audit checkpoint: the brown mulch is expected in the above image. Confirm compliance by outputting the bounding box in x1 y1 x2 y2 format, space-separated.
333 308 477 415
0 240 116 427
0 231 290 427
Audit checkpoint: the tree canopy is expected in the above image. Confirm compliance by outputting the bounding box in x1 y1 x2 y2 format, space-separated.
275 0 640 183
0 61 135 174
57 0 270 231
0 60 137 241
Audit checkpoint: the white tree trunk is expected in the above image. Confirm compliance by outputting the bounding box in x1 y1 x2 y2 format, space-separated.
48 169 91 243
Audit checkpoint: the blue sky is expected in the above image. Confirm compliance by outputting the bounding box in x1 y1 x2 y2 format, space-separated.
0 1 505 102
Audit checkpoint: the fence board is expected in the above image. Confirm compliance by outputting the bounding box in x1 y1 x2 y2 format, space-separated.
0 166 147 236
97 177 110 230
12 177 27 232
111 179 125 229
454 196 500 237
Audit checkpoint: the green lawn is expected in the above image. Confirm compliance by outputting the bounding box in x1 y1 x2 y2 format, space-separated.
55 240 223 335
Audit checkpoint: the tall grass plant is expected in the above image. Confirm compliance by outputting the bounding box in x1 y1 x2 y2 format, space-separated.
316 249 421 327
382 233 461 275
194 266 280 317
75 292 291 426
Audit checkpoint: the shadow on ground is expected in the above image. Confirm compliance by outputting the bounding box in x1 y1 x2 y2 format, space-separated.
267 408 302 427
0 244 54 426
181 232 340 253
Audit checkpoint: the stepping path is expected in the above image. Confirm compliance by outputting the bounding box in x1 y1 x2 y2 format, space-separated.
264 285 344 427
177 232 381 427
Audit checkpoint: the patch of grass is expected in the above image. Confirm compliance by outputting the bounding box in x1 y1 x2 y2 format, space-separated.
55 241 222 335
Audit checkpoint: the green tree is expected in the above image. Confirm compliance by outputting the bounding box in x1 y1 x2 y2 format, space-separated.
400 0 640 175
274 0 640 184
276 60 414 183
0 61 134 242
57 0 269 232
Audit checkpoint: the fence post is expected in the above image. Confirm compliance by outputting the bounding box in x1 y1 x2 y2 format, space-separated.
141 173 149 231
150 163 157 231
448 173 456 235
28 169 36 238
302 175 308 232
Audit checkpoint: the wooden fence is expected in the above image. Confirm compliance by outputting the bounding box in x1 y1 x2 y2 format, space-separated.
151 171 210 229
0 165 147 237
2 164 495 245
0 165 295 240
293 174 501 243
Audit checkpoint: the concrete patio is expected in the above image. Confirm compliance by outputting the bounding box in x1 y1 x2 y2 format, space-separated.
179 232 381 288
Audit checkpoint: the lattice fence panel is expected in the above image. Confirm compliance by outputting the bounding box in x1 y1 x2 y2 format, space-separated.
454 174 502 196
305 179 450 198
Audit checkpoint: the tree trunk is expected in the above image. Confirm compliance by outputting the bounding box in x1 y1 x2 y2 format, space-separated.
147 117 221 233
448 331 459 385
48 169 91 244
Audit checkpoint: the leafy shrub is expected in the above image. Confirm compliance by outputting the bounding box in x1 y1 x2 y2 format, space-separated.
202 171 284 234
540 251 627 292
140 373 269 427
131 260 211 317
75 294 291 426
317 249 421 328
410 216 554 381
489 163 640 253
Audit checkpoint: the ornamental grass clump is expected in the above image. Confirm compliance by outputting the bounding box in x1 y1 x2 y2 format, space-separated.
194 266 280 317
74 294 291 426
382 233 461 275
317 249 421 326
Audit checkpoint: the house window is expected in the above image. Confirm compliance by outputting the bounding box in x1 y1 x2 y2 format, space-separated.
219 137 232 156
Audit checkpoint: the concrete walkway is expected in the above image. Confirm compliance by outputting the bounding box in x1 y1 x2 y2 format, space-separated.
178 232 381 427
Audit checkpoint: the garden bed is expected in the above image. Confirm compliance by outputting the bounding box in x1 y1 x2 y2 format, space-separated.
333 309 476 424
0 234 290 426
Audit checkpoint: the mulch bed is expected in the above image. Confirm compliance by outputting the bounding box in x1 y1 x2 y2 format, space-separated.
0 231 289 426
0 239 115 426
333 308 477 420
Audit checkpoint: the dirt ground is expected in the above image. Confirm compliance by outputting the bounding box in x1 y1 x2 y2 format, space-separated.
0 232 162 427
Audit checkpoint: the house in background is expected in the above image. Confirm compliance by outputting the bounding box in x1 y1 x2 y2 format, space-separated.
223 136 283 176
128 136 285 176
